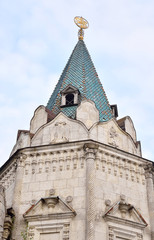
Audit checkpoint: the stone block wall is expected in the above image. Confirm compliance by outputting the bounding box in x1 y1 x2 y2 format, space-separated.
0 141 152 240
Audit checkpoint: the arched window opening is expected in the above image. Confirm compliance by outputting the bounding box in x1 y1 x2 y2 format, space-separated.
66 94 74 106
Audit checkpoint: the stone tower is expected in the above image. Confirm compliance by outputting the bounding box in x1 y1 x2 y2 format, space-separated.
0 18 154 240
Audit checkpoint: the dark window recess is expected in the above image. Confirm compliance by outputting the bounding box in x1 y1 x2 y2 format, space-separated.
110 104 118 118
66 94 74 105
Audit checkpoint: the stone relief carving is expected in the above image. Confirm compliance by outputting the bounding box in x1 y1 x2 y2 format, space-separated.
103 195 148 228
137 233 143 240
66 196 73 204
108 127 118 148
95 210 103 221
105 199 111 211
45 197 58 208
2 208 15 240
49 189 55 196
51 121 69 143
63 223 70 240
108 227 114 240
28 226 34 240
118 194 129 218
0 163 17 190
103 196 146 240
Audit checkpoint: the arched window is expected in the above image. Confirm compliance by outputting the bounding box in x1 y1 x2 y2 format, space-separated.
66 94 74 105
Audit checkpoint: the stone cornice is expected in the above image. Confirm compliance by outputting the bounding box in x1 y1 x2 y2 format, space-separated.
0 140 151 177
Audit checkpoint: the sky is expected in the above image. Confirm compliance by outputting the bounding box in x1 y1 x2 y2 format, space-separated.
0 0 154 166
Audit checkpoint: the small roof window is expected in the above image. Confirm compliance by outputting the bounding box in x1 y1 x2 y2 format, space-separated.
61 85 79 107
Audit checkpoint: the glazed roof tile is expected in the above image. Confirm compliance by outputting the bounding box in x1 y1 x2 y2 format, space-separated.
47 40 113 121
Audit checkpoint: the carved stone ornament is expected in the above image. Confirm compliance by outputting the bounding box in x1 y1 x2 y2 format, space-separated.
143 163 154 179
120 194 126 202
105 199 111 207
23 196 76 240
119 202 131 218
83 143 98 158
109 227 114 240
24 196 76 222
17 153 27 167
2 216 12 240
108 126 118 148
28 226 35 239
49 188 56 196
103 197 147 240
103 196 148 229
66 196 73 203
95 210 103 221
45 197 59 208
2 208 15 240
51 121 69 143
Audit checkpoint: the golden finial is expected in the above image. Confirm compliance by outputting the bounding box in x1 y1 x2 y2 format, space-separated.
74 16 89 40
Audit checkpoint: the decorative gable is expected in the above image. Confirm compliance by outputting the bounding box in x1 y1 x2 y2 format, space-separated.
24 196 76 221
30 105 48 134
103 196 147 240
31 112 88 146
103 198 147 228
23 196 76 240
76 99 99 129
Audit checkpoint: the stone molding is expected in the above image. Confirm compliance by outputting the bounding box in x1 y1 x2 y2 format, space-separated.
0 153 27 190
108 126 119 148
0 163 17 190
107 225 143 240
22 149 85 176
95 150 146 185
0 146 147 190
27 222 70 240
0 140 149 192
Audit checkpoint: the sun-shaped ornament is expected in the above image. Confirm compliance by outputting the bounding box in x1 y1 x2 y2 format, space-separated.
74 16 89 40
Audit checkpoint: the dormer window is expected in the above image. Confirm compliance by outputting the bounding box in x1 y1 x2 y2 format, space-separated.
61 85 79 107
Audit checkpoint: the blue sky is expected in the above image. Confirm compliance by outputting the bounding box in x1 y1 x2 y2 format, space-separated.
0 0 154 166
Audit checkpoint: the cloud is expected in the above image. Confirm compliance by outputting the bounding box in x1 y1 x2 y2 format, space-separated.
0 0 154 166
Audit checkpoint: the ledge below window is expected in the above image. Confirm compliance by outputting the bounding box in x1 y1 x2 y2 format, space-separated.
61 104 78 108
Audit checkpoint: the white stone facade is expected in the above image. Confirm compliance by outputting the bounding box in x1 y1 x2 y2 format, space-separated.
0 99 153 240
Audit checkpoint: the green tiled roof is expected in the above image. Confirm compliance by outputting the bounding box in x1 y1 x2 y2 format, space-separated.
46 40 113 121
